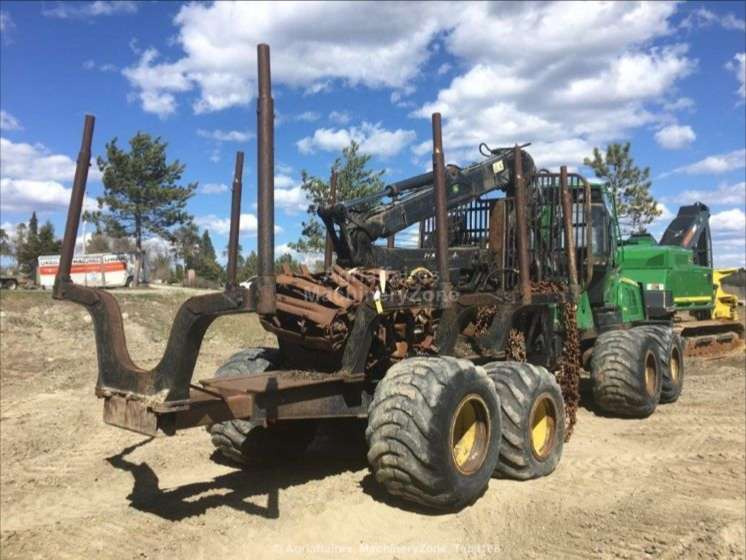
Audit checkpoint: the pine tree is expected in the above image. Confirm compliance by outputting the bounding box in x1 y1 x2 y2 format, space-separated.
14 223 27 274
583 143 661 234
195 230 223 282
37 221 61 255
16 213 40 275
173 224 201 270
0 228 11 258
85 132 196 285
290 141 384 253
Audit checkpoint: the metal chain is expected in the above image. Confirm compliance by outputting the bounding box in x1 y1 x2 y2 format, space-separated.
556 299 580 441
506 329 526 362
531 281 581 441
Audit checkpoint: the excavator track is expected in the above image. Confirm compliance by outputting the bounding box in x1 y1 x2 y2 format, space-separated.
676 319 745 357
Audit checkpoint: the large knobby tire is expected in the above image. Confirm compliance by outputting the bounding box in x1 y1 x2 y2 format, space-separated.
639 325 685 404
366 356 501 510
591 329 662 418
208 348 317 466
483 361 565 480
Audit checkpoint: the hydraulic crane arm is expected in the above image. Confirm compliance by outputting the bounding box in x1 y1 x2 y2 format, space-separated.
319 146 535 266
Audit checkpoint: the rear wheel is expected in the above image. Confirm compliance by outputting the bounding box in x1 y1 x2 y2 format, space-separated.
639 326 685 403
591 329 662 418
366 356 501 510
484 361 564 480
208 348 317 466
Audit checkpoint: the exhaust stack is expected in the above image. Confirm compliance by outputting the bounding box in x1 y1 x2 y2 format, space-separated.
256 43 276 314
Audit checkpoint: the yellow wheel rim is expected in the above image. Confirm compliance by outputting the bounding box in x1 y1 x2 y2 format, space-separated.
450 395 490 475
644 350 657 397
670 347 681 384
530 395 557 460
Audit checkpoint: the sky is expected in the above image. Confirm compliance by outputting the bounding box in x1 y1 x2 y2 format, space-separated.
0 1 744 267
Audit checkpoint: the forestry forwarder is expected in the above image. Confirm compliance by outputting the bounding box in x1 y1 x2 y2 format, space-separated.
54 44 688 510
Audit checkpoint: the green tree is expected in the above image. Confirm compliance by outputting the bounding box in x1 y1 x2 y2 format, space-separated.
86 229 111 253
290 141 384 253
85 132 196 285
195 229 223 282
240 250 259 281
37 221 61 255
0 228 11 258
15 213 40 276
274 252 300 272
173 223 201 269
583 143 661 234
14 223 27 274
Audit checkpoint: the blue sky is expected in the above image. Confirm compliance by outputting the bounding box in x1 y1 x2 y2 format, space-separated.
1 1 744 266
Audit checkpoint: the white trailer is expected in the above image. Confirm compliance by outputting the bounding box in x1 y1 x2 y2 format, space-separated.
38 253 139 289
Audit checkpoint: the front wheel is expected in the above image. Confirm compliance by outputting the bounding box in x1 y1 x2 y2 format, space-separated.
591 329 662 418
366 356 501 510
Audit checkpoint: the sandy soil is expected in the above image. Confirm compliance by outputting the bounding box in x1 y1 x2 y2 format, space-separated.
1 289 744 559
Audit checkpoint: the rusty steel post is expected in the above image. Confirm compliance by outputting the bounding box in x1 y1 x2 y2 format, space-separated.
324 167 337 271
513 145 531 304
560 166 579 299
225 151 244 289
256 43 276 314
431 113 452 307
54 114 95 299
584 180 593 286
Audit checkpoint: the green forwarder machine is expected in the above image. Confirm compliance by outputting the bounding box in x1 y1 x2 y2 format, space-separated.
52 44 742 511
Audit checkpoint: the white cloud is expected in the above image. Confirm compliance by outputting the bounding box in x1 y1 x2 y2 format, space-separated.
667 182 746 207
196 128 253 142
296 111 321 122
122 2 450 115
0 137 101 214
711 208 745 234
328 111 351 125
275 243 324 269
670 149 746 175
1 178 98 213
42 1 138 19
83 59 118 73
662 97 695 112
297 122 416 158
654 124 696 149
712 236 746 268
437 63 452 76
274 175 308 214
200 183 229 195
0 11 12 33
726 53 746 100
680 7 745 32
411 3 693 168
0 110 22 131
195 213 282 236
122 48 191 118
0 137 100 182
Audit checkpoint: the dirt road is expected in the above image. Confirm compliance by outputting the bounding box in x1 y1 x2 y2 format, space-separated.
1 290 744 559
